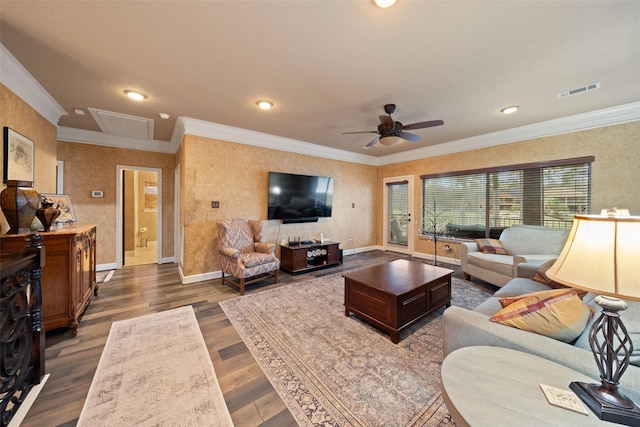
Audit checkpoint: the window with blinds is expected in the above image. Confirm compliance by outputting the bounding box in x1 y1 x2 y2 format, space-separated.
420 157 593 239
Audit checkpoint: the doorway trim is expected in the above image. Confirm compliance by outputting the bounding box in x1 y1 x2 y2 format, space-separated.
383 175 414 255
116 165 163 268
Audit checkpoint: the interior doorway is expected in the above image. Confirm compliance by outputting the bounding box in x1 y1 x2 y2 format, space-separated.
383 176 414 255
116 166 162 267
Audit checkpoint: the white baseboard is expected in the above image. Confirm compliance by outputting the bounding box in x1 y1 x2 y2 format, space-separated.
8 374 50 427
97 263 117 271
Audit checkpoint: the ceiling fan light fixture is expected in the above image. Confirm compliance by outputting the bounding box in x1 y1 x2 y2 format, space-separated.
374 0 397 8
379 136 403 146
257 100 274 110
124 90 147 101
501 106 519 114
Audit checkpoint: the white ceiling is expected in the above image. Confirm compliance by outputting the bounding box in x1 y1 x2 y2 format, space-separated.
1 1 639 157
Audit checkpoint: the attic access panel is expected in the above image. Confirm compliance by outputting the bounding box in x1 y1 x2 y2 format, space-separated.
88 108 154 139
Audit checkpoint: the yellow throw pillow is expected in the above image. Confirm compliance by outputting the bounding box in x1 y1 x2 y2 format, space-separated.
490 289 593 343
475 238 510 255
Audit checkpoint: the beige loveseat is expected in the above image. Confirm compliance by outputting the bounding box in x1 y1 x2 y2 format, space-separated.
460 224 570 287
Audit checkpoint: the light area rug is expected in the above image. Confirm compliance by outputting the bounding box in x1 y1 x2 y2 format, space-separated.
220 271 491 426
77 306 233 427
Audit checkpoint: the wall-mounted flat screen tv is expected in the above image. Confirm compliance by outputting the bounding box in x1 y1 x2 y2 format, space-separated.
268 172 334 223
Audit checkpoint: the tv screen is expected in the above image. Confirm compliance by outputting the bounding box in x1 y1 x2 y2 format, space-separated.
268 172 334 222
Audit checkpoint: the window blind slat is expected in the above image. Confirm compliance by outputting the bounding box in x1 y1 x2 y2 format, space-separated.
420 160 592 239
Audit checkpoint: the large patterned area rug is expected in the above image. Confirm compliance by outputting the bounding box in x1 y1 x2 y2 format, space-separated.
220 270 491 426
77 306 233 427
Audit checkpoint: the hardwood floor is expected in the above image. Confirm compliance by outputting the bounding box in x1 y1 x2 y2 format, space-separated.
21 250 466 427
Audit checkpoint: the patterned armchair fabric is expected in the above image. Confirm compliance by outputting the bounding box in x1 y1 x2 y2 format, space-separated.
217 218 280 295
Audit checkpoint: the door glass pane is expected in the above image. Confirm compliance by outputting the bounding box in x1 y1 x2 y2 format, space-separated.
388 182 408 246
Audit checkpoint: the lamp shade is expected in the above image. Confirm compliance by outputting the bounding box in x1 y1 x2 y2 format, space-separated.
546 215 640 301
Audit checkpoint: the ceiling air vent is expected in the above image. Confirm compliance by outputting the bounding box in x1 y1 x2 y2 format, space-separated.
557 82 600 99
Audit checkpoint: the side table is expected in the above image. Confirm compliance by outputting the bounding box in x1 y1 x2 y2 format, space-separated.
441 346 636 426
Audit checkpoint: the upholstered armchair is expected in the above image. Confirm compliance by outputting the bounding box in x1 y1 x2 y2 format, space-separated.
216 218 280 295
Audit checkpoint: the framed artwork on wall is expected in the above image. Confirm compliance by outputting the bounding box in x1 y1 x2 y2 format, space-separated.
41 194 77 222
3 127 35 183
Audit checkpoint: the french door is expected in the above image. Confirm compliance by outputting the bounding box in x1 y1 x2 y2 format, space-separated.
383 176 414 255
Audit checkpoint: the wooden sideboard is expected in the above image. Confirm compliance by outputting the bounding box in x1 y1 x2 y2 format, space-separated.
0 224 97 334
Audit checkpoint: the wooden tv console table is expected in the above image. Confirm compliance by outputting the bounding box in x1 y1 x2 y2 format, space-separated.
280 241 340 274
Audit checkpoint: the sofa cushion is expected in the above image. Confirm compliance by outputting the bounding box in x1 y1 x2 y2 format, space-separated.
490 289 592 343
575 295 640 367
493 278 552 298
500 224 569 255
241 252 277 268
475 238 510 255
474 297 504 317
466 253 515 276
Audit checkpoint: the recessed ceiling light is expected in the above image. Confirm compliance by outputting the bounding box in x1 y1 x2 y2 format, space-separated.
159 113 170 120
74 108 85 115
257 100 274 110
374 0 397 8
501 106 519 114
124 90 147 101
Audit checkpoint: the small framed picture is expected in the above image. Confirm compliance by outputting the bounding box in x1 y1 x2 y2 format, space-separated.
41 194 77 223
3 127 35 183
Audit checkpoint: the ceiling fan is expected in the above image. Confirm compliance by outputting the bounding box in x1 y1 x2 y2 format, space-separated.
343 104 444 149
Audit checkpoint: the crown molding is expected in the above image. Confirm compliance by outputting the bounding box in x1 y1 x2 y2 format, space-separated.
176 117 378 166
57 127 177 154
0 43 67 126
60 100 640 162
377 101 640 166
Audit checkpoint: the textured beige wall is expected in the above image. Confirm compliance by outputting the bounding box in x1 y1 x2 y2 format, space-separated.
56 142 175 265
180 135 377 276
0 84 57 193
378 121 640 257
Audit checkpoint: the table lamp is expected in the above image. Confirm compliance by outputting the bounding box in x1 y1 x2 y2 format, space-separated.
546 212 640 425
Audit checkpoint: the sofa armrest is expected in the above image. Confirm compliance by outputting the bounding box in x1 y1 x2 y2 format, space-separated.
459 241 479 271
443 306 640 393
511 255 527 277
254 242 276 254
517 262 542 278
221 247 241 260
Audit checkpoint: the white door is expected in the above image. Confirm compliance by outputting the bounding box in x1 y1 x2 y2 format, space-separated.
383 176 414 255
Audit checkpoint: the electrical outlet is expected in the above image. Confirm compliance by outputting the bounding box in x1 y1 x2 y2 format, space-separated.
211 201 220 208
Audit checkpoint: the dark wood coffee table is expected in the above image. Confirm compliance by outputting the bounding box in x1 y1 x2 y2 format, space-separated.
343 259 453 343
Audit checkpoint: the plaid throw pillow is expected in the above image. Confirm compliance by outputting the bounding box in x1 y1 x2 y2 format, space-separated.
475 238 510 255
490 289 593 343
532 259 568 289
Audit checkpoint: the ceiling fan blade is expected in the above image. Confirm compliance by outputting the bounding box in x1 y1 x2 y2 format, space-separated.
403 119 444 130
379 115 394 126
400 132 421 142
362 135 380 148
342 130 378 135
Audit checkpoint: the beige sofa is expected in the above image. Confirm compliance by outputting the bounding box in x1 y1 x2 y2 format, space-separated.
443 277 640 398
460 224 570 287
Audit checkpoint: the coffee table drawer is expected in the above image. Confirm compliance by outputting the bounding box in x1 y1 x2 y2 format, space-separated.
430 279 451 307
399 291 427 323
347 283 392 324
